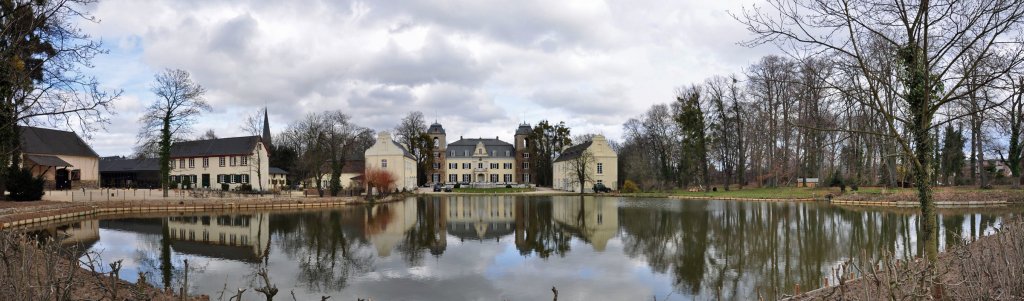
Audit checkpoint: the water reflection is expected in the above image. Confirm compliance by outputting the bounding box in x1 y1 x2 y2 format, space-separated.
58 197 1020 300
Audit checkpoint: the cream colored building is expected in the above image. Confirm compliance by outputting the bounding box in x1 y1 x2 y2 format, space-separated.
552 196 618 251
552 135 618 192
444 138 518 184
364 199 417 257
166 213 270 262
365 132 417 191
446 195 516 240
19 126 100 189
169 136 271 191
307 160 365 190
269 167 288 190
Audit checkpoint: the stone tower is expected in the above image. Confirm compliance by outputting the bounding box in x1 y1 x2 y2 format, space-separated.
514 123 532 184
427 122 446 183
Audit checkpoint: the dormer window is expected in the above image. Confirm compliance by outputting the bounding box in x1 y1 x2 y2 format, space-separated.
505 150 510 157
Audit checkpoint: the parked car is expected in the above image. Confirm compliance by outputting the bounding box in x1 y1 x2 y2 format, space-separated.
443 184 454 192
432 183 442 192
593 183 612 193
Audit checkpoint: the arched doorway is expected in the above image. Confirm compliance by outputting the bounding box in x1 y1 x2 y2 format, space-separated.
476 174 485 183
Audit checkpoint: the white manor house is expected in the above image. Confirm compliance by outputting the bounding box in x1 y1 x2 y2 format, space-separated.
424 122 534 186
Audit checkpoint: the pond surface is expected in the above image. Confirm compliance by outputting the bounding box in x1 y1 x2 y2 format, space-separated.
42 196 1021 300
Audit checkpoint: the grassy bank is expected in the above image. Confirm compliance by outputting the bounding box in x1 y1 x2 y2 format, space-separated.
452 187 536 193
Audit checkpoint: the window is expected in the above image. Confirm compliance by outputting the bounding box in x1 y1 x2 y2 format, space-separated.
217 174 224 183
477 162 483 169
524 153 530 159
230 175 238 184
242 174 249 184
522 162 529 169
434 151 439 158
597 163 604 174
203 158 209 168
202 231 209 242
490 174 498 182
490 163 498 169
450 150 455 157
433 137 439 146
463 150 468 156
524 174 530 183
230 156 237 166
523 138 528 148
240 156 248 166
432 163 440 169
432 173 439 183
504 174 512 182
449 174 458 183
189 158 195 168
491 150 496 157
219 233 226 244
462 163 470 169
381 159 388 168
504 163 512 169
70 169 81 181
462 174 471 183
505 150 510 157
179 159 185 168
219 157 226 167
449 163 457 169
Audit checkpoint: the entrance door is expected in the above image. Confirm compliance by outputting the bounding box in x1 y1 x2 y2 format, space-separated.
202 174 211 188
55 168 70 190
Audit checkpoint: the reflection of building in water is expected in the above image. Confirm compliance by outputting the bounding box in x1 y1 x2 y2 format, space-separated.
166 213 269 262
421 197 449 254
363 199 417 257
29 220 100 247
552 197 619 251
447 196 516 241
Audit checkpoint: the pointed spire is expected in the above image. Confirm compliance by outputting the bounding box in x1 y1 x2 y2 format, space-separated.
262 107 272 149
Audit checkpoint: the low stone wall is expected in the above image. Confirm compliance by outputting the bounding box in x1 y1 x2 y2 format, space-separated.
668 195 821 202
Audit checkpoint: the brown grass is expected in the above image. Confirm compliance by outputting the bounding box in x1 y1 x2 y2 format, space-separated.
787 219 1024 300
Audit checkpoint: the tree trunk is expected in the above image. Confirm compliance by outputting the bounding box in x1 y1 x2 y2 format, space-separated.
161 114 172 198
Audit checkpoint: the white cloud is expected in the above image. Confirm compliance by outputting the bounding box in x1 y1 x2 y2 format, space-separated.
77 0 775 155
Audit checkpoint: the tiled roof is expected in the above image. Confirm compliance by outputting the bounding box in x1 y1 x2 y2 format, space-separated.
269 167 288 175
554 141 593 163
99 157 160 172
19 126 98 157
446 138 515 158
170 136 260 158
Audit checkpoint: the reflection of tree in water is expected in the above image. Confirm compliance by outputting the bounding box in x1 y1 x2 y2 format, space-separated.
131 220 205 290
514 198 571 258
272 208 375 292
618 201 1013 300
396 197 448 266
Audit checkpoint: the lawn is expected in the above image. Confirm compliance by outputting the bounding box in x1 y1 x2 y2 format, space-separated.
452 187 535 193
668 187 836 199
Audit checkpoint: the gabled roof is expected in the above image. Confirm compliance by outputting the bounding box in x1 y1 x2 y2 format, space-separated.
170 136 261 158
19 126 98 157
447 138 515 158
26 155 72 167
554 141 593 163
392 141 415 159
269 167 288 175
100 156 161 172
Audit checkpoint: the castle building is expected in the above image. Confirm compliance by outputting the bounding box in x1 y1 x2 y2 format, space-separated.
426 123 533 185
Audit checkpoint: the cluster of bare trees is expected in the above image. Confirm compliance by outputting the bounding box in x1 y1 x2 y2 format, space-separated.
277 111 374 196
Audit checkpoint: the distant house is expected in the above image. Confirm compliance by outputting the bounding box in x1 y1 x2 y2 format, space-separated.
19 126 100 189
364 132 417 192
796 178 819 188
552 135 618 192
99 156 161 188
169 136 270 191
269 167 288 190
307 160 366 191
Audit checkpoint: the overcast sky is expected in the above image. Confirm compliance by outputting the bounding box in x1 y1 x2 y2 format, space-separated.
78 0 777 156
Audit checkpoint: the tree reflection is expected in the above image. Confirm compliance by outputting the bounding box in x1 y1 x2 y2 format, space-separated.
272 208 374 292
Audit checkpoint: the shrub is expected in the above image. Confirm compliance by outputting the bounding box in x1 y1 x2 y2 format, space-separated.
236 184 252 192
505 184 512 188
621 180 640 193
829 170 844 187
182 176 192 190
221 183 229 191
6 168 44 201
454 183 461 189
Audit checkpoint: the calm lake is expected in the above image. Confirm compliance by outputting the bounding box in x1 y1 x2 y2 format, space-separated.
40 196 1021 300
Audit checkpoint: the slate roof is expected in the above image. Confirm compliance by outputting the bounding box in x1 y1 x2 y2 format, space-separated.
19 126 98 157
427 123 445 134
446 138 515 158
25 155 72 167
554 141 593 163
170 136 261 158
391 141 416 159
515 124 532 135
269 167 288 175
99 157 160 172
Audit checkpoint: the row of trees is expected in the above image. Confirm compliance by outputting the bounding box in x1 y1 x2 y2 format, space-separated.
276 111 375 196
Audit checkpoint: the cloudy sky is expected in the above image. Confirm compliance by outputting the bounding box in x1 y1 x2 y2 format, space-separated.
78 0 777 156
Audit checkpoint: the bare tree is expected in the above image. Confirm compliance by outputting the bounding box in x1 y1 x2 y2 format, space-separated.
738 0 1024 265
394 111 434 186
199 129 218 140
565 149 595 194
138 69 210 197
0 0 121 198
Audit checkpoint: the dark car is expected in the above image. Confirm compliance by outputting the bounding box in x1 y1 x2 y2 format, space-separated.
433 184 442 192
593 183 612 193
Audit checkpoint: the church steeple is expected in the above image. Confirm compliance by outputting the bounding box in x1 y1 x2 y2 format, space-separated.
262 107 272 149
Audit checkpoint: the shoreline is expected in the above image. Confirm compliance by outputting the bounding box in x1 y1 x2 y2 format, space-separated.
0 193 410 230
